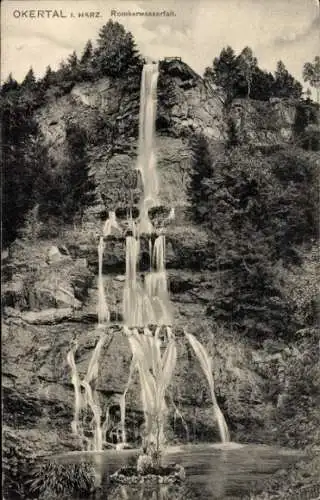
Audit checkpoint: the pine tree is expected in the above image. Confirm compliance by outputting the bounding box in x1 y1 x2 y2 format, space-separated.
204 46 241 103
273 61 302 98
1 73 19 94
2 90 46 243
21 67 37 91
80 40 93 64
79 40 94 80
250 68 275 100
93 20 142 77
188 139 317 338
189 134 214 222
66 51 80 81
63 124 95 220
41 65 57 89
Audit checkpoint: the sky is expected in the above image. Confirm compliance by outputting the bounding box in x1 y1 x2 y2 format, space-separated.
1 0 319 95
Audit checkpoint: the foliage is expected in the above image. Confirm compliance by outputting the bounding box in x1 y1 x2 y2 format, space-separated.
1 85 51 244
136 452 153 474
79 40 95 80
93 20 143 78
188 133 213 220
273 60 302 99
248 449 320 499
204 46 242 103
30 123 95 228
237 47 258 98
204 47 303 103
28 460 96 498
249 67 276 101
1 72 96 244
41 65 58 89
275 328 320 448
303 56 320 103
21 67 37 91
189 135 318 339
17 204 44 240
63 122 96 218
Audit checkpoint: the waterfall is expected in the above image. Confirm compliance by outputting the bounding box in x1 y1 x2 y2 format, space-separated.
123 235 171 327
67 334 109 451
97 237 110 326
68 61 230 453
123 236 143 327
136 62 160 232
185 331 230 443
145 235 171 325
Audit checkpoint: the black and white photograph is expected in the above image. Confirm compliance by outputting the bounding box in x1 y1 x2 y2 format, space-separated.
1 0 320 498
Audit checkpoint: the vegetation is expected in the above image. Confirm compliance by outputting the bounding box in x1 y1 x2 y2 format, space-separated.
204 46 303 103
28 460 96 499
2 22 320 500
303 56 320 103
189 135 318 340
1 20 143 245
1 80 52 244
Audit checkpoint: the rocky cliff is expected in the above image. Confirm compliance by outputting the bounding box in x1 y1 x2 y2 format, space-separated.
2 59 318 498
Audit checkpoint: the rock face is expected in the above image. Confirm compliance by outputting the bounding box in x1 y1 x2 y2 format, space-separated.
37 60 226 218
2 58 313 497
229 98 297 145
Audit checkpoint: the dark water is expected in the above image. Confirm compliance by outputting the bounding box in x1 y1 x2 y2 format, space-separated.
52 442 304 499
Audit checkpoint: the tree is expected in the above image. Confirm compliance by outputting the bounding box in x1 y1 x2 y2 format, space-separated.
21 67 37 90
1 86 49 243
250 68 275 100
41 65 57 89
93 20 142 77
63 124 96 220
79 40 95 80
188 139 317 339
204 46 241 103
303 56 320 104
204 46 275 102
237 47 257 97
273 61 302 99
80 40 93 65
1 73 20 94
188 134 214 222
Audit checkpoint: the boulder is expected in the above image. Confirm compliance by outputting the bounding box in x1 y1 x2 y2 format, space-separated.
29 279 82 310
46 245 71 264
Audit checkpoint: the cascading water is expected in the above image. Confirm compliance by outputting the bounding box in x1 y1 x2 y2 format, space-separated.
185 331 230 443
136 62 160 215
123 235 171 328
68 61 230 456
67 334 109 451
120 61 229 447
97 237 110 326
145 235 171 325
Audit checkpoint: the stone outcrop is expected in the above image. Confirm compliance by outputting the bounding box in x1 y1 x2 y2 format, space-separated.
229 97 297 145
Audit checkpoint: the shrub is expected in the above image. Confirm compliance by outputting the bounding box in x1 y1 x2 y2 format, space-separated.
28 460 96 498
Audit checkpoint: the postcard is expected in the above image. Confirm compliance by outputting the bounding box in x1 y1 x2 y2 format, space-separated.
2 1 319 499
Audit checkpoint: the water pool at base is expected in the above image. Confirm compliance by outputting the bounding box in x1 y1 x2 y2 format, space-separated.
51 442 304 499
